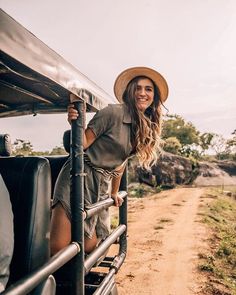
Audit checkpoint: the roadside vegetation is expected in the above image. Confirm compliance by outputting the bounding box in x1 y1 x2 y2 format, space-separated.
128 183 162 198
162 115 236 161
11 139 67 156
198 186 236 295
9 115 236 163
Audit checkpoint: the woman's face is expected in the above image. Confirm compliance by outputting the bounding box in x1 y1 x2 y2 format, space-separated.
134 78 154 112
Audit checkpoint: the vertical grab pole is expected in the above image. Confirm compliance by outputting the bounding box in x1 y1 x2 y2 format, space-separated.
71 99 85 295
119 166 128 254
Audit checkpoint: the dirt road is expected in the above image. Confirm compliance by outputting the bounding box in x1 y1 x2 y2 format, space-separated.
115 187 209 295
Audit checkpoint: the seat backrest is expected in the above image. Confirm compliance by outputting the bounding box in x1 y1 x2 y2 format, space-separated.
46 156 68 195
46 130 70 195
0 156 51 284
63 129 70 154
0 173 14 292
0 134 12 156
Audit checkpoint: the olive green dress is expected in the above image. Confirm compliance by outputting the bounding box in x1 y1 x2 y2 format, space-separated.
52 104 133 239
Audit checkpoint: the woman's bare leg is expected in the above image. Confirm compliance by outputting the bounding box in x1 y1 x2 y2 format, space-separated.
84 233 98 253
50 203 98 255
50 203 71 256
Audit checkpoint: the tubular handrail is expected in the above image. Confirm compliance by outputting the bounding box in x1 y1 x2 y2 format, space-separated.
2 243 80 295
84 225 126 274
93 269 116 295
2 183 128 295
85 191 127 219
110 252 126 273
92 252 126 295
2 191 128 295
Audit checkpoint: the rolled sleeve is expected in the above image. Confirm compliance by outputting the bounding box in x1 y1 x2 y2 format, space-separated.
87 105 113 137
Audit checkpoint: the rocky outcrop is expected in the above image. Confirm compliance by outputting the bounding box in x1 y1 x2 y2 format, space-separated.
131 153 236 187
193 160 236 186
152 153 195 186
216 160 236 176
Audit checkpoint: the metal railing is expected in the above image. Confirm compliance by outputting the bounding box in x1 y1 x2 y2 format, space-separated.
3 98 128 295
2 243 80 295
2 189 128 295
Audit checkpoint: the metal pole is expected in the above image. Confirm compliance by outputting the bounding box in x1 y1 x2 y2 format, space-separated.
2 243 80 295
85 191 127 219
84 225 126 274
71 100 85 295
119 167 128 254
93 269 116 295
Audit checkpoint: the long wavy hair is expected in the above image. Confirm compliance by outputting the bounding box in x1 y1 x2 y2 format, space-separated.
122 76 163 170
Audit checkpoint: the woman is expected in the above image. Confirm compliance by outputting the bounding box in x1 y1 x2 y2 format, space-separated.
50 66 168 255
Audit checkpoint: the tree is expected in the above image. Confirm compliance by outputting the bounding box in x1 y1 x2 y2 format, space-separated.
225 130 236 159
180 144 201 159
199 132 214 155
12 139 33 156
226 130 236 151
209 134 227 159
162 114 199 146
50 146 67 155
163 137 181 154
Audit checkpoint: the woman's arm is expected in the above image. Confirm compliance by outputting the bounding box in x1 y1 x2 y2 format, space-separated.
67 103 96 150
111 163 127 207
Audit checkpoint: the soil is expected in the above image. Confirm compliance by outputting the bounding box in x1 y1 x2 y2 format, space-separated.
113 187 212 295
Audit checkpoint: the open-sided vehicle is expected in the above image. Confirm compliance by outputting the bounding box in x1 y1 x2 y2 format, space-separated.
0 9 128 295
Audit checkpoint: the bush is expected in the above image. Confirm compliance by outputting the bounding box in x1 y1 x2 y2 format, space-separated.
163 137 181 154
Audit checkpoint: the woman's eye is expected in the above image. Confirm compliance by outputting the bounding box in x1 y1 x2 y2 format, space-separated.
136 86 153 92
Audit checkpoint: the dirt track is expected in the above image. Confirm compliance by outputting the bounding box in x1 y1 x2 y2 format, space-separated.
115 187 209 295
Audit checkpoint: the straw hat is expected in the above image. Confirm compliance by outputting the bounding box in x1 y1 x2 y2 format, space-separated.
114 66 169 103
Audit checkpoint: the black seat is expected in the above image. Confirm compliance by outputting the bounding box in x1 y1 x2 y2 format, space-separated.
63 129 70 154
0 134 12 156
0 173 14 292
0 156 52 292
46 130 70 195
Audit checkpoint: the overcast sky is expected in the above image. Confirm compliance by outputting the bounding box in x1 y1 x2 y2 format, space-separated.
1 0 236 151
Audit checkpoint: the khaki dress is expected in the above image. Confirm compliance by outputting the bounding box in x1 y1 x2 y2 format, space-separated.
52 104 133 240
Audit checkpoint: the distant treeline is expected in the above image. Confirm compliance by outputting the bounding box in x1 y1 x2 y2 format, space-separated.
11 114 236 161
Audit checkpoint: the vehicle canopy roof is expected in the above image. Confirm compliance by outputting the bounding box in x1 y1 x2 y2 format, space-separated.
0 9 116 118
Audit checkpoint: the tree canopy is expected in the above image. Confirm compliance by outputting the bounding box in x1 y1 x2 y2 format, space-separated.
162 114 235 160
162 115 199 146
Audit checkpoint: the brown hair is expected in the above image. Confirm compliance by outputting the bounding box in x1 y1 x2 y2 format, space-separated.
122 76 163 170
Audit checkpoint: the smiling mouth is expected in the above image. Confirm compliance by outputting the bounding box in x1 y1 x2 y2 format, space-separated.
137 98 148 102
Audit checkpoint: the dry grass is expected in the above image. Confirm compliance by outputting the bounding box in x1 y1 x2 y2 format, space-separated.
198 186 236 295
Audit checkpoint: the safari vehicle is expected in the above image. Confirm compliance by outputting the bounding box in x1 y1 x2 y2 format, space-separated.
0 9 128 295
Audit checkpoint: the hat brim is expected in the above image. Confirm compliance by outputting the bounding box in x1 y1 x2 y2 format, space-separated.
113 66 169 103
